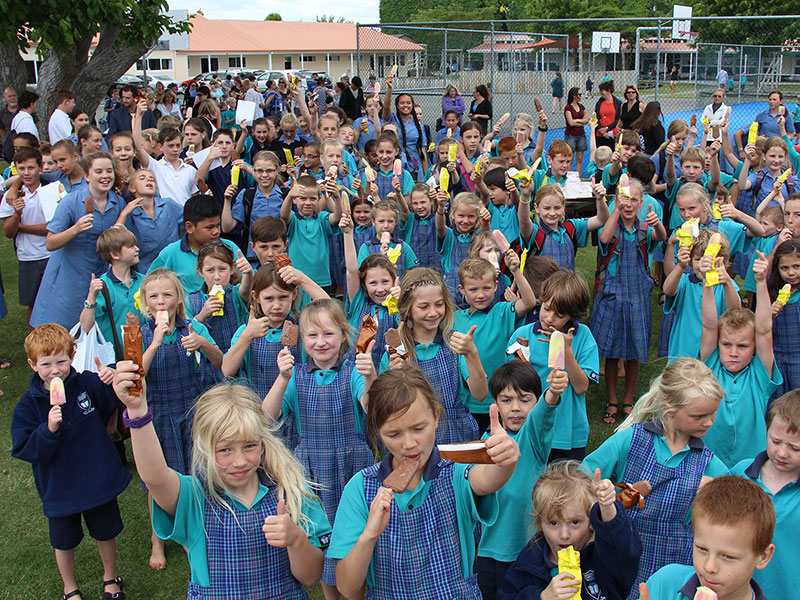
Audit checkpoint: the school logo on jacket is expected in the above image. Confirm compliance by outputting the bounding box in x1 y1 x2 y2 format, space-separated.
76 392 95 415
583 569 604 599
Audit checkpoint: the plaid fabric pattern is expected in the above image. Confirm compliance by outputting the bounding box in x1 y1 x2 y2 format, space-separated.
772 299 800 400
657 306 674 358
375 172 395 201
328 234 347 288
590 227 654 361
408 216 442 273
362 237 410 280
444 234 472 309
541 226 577 270
142 320 204 474
186 491 308 599
354 303 397 370
622 424 714 599
418 345 479 444
361 461 481 600
188 287 238 387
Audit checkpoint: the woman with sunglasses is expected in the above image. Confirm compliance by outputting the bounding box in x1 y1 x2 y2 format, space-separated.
619 85 646 131
700 88 729 143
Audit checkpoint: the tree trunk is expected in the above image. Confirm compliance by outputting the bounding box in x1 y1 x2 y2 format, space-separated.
0 44 29 97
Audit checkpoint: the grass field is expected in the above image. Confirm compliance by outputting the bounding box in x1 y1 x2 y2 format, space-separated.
0 233 667 599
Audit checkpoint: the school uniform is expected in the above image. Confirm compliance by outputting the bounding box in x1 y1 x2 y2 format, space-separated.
280 357 373 584
703 349 781 468
41 171 87 193
232 185 285 258
601 163 625 195
498 502 641 600
379 332 480 444
121 196 183 272
389 113 429 180
142 315 217 475
147 235 241 294
401 213 441 273
357 236 419 281
772 288 800 399
522 219 589 271
152 472 331 599
486 202 520 244
476 398 557 598
346 288 398 371
454 301 519 417
287 211 334 287
330 224 373 291
353 116 385 152
438 227 474 308
30 190 126 328
590 219 657 362
241 136 272 164
93 268 143 348
145 155 198 206
731 452 800 600
368 167 414 201
507 321 599 454
585 421 727 599
743 233 779 293
327 448 499 599
529 168 567 197
646 564 768 600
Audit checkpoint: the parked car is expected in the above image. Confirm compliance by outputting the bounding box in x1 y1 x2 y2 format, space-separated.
146 73 180 90
254 70 295 92
107 75 145 96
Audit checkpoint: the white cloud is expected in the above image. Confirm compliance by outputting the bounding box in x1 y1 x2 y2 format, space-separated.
167 0 380 24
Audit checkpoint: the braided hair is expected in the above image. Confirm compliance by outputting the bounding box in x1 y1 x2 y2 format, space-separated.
395 93 425 175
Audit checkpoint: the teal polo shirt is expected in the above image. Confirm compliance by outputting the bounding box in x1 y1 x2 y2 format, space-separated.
287 210 333 287
152 472 331 586
373 167 414 196
147 235 240 294
601 163 625 191
731 452 800 600
478 397 557 561
185 282 248 327
94 268 143 348
326 448 499 586
646 564 768 600
437 227 473 275
743 234 779 293
486 202 520 243
584 420 728 524
506 321 599 450
454 301 518 414
140 315 216 354
529 169 567 197
704 349 781 468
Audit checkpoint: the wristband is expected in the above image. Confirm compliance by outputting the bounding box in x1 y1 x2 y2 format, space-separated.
122 407 153 429
538 127 548 132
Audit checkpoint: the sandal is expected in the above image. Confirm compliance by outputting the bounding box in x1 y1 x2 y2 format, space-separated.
102 577 125 600
602 403 619 425
0 358 11 369
622 403 634 418
62 590 82 600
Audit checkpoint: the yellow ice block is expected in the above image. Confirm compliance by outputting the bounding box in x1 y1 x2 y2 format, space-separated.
387 244 402 265
748 121 759 145
507 167 531 184
776 168 792 190
382 294 398 315
49 377 66 406
210 284 225 316
557 545 582 600
448 143 457 162
427 141 436 152
231 165 240 186
712 202 722 219
440 169 450 193
283 148 295 167
704 233 722 287
777 283 792 306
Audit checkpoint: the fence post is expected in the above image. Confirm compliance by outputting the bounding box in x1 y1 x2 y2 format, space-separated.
693 44 699 110
655 20 661 102
738 44 743 102
443 29 448 88
356 25 361 78
757 46 762 100
490 22 495 100
510 30 515 119
634 27 641 91
564 33 569 96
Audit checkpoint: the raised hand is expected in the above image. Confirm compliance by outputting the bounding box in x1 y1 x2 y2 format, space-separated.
180 323 203 353
752 250 769 282
450 325 477 356
364 486 393 540
262 498 302 548
276 346 295 379
95 356 115 385
355 340 377 378
484 404 520 467
48 404 63 433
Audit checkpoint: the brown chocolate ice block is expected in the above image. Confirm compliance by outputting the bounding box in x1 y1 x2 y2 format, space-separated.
281 321 298 348
382 457 420 493
122 313 144 396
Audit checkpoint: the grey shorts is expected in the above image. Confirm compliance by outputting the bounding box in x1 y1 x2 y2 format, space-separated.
565 134 588 153
18 258 49 307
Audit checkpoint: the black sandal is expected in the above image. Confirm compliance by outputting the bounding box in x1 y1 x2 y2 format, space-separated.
61 590 82 600
0 358 12 369
622 403 634 418
602 403 619 424
102 577 125 600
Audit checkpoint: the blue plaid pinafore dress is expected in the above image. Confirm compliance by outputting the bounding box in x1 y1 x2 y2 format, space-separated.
361 235 410 280
590 225 654 362
142 318 205 475
188 284 240 387
444 232 472 309
353 303 397 371
772 292 799 400
249 329 302 451
360 460 481 599
538 223 577 271
186 487 308 600
407 216 442 273
417 344 479 444
330 225 373 289
622 423 713 600
375 171 396 201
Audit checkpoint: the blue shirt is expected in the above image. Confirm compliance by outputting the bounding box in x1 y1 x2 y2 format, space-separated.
647 564 767 600
232 185 285 257
147 235 241 294
121 196 183 272
287 211 334 287
755 108 795 138
94 268 144 348
353 116 386 152
486 202 520 243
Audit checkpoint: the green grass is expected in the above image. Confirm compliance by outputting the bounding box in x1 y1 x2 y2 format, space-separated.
0 233 666 599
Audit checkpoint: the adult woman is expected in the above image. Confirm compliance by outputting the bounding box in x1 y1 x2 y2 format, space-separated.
67 108 90 146
669 66 679 94
156 90 180 118
631 101 665 156
382 74 429 180
550 72 564 113
154 80 166 104
183 81 198 113
340 75 364 122
195 98 221 136
619 85 646 131
593 80 622 150
441 85 465 123
563 87 589 172
468 84 492 134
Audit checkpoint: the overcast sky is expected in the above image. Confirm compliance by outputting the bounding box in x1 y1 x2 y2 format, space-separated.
167 0 381 25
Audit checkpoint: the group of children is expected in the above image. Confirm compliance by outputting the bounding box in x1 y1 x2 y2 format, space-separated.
6 74 800 600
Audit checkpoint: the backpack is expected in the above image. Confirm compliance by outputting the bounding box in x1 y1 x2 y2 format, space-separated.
530 221 578 257
752 169 794 209
594 221 652 296
232 187 257 254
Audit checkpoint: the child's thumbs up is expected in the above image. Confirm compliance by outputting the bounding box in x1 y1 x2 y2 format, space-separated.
593 468 602 487
466 324 477 339
94 356 104 370
639 582 650 600
249 304 256 320
489 403 502 435
276 498 286 516
188 323 195 334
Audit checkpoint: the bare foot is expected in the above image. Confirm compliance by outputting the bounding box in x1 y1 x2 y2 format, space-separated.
149 539 167 570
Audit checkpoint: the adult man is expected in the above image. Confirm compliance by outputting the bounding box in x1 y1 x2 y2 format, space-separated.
716 68 729 89
106 84 155 136
0 87 18 138
47 90 76 143
10 91 40 140
242 78 264 119
700 88 728 142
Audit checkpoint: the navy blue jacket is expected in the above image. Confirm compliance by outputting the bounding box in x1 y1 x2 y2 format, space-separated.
11 368 131 517
498 501 641 600
106 105 156 137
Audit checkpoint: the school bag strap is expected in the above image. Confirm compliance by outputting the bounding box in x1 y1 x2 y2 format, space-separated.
98 280 123 361
594 219 651 293
531 221 578 257
751 169 794 210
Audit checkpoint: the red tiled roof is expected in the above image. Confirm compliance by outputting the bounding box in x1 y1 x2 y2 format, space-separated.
469 36 587 52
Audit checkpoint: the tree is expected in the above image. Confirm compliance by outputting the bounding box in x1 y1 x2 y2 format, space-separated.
316 15 348 23
265 13 282 21
0 0 191 140
692 1 792 45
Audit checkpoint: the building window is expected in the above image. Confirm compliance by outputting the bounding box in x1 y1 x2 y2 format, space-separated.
228 56 247 68
200 57 219 73
136 58 172 71
284 56 292 69
302 55 316 62
399 55 406 66
329 55 341 61
25 60 42 84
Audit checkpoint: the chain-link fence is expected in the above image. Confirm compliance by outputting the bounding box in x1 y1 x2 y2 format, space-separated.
356 15 800 167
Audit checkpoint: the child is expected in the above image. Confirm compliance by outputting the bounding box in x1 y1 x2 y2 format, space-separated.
602 129 641 192
187 242 254 384
263 298 377 598
519 181 609 271
739 137 794 207
111 372 330 598
646 476 775 600
665 146 721 230
356 199 419 280
590 178 666 421
455 256 536 432
476 361 568 600
79 227 143 349
108 132 135 193
328 367 520 599
320 138 354 190
401 183 441 273
520 254 561 325
508 270 599 461
584 358 728 597
498 461 641 600
195 128 249 205
436 191 487 306
30 152 125 329
769 238 800 398
383 268 488 444
236 117 274 164
249 215 289 267
477 167 520 243
11 324 129 600
180 118 210 161
76 124 104 156
742 204 783 302
148 193 241 293
730 390 800 600
362 133 414 201
353 96 383 153
435 110 462 143
466 230 512 303
699 249 781 468
39 142 57 173
341 212 399 369
527 139 576 194
455 121 484 189
0 147 50 325
281 174 342 290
